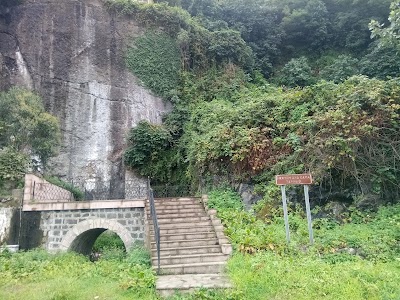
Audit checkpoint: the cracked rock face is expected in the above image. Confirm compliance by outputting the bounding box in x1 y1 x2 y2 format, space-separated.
0 0 171 186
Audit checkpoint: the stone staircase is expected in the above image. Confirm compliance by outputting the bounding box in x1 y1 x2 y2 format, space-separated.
145 196 232 296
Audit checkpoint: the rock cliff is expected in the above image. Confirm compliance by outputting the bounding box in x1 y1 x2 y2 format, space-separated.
0 0 170 185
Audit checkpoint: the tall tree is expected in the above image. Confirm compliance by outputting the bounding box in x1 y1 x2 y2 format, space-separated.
370 2 400 48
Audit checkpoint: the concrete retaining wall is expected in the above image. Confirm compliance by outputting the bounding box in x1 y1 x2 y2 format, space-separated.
0 208 14 245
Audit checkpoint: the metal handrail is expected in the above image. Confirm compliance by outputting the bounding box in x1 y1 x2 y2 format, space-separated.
147 178 160 274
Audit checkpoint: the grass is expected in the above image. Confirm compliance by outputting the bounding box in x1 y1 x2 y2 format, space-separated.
0 277 145 300
0 248 158 300
227 252 400 300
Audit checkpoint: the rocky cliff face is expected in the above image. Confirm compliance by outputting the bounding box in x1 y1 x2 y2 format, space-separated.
0 0 170 186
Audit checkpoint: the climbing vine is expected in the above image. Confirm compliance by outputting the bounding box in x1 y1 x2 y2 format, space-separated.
125 32 181 99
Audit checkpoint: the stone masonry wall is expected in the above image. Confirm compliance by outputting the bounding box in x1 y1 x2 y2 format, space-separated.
40 207 144 251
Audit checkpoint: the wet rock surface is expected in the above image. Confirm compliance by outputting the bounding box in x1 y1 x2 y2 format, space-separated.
0 0 171 184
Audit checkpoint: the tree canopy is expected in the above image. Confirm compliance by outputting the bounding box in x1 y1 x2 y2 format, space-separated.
0 88 60 187
110 0 400 204
370 2 400 49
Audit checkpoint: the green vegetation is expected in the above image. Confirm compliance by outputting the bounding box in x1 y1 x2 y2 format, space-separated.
370 2 400 49
209 190 400 260
2 1 400 297
124 121 176 183
126 32 181 98
114 0 400 206
43 176 84 201
92 230 126 253
227 252 399 300
204 189 400 300
0 88 60 194
1 190 398 299
0 249 157 300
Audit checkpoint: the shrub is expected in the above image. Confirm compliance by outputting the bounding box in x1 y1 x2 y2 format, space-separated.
208 189 243 211
277 57 315 87
0 88 60 167
44 176 84 201
92 231 126 253
319 54 360 83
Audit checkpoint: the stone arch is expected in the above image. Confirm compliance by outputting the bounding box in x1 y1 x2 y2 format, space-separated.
59 218 133 255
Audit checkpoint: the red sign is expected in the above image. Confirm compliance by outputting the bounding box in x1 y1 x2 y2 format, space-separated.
275 174 313 185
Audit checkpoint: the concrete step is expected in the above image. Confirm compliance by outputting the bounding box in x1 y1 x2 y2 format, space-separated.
151 197 201 204
150 231 216 242
154 253 228 265
156 274 232 297
149 216 211 225
146 207 206 215
152 203 204 210
150 225 215 235
152 245 222 256
149 220 213 229
154 197 201 202
152 238 219 248
155 212 208 219
155 261 226 275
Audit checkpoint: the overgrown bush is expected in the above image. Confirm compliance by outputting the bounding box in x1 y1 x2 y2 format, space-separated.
183 76 400 203
124 120 187 184
0 88 60 167
0 88 60 193
0 147 29 189
319 54 360 83
210 187 400 262
277 57 315 87
207 189 244 211
92 231 125 253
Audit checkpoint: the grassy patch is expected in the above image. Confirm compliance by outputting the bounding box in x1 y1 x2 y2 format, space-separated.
227 252 400 300
0 249 157 300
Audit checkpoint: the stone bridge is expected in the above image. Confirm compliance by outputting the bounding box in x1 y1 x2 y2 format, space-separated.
21 174 146 255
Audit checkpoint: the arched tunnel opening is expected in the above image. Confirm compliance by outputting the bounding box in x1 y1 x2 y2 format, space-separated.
68 228 126 259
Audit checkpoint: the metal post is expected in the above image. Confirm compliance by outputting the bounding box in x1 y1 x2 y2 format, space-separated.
280 185 290 244
304 185 314 244
32 181 36 200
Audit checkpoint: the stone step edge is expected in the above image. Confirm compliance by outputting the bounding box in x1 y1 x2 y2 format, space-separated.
152 253 228 261
147 220 212 226
147 222 213 229
146 208 206 212
148 216 210 221
147 208 205 212
153 197 201 200
155 214 208 219
152 261 226 270
150 202 203 206
150 205 204 209
156 274 232 291
200 194 233 256
151 238 219 245
149 231 216 238
149 226 215 234
151 245 222 252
